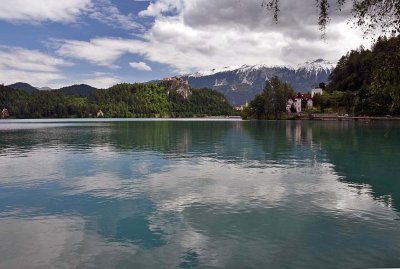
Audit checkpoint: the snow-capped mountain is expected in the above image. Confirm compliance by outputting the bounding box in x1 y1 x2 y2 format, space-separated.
296 59 335 76
181 59 336 105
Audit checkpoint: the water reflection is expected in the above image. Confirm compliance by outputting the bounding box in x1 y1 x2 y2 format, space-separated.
0 120 400 268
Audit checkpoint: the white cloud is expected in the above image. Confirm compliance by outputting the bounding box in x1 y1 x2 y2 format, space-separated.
0 0 141 31
51 0 371 73
138 0 182 17
44 72 121 89
88 0 142 30
80 72 121 88
0 46 72 86
0 45 72 72
0 0 91 23
53 38 145 68
129 61 152 71
0 45 121 88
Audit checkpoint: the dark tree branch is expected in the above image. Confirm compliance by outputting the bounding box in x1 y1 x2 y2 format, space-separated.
261 0 400 37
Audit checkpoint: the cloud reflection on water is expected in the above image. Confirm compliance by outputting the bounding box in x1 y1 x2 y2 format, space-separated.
0 216 138 269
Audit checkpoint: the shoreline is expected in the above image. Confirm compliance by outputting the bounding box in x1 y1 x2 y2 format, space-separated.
0 117 243 124
2 115 400 123
306 114 400 121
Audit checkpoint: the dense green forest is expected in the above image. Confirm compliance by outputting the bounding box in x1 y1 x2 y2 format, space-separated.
320 35 400 116
0 83 234 118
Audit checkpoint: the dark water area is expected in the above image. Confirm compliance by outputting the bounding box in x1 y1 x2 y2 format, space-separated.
0 119 399 268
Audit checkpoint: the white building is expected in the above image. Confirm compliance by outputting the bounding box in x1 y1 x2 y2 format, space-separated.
287 93 313 113
1 108 9 119
286 99 294 113
311 88 323 98
307 99 313 108
295 96 302 113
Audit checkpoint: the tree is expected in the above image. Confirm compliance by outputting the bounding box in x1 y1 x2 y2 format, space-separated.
245 76 294 119
249 93 270 120
261 0 400 37
264 76 294 119
370 36 400 113
327 47 374 93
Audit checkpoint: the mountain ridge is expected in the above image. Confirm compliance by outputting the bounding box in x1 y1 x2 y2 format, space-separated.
4 83 98 97
181 59 335 105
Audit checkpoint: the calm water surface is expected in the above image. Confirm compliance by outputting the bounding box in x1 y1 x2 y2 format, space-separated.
0 119 399 268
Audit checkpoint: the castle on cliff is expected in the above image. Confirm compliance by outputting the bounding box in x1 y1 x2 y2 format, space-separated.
162 77 192 99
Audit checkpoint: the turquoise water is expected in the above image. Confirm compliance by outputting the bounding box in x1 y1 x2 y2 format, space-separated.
0 119 399 268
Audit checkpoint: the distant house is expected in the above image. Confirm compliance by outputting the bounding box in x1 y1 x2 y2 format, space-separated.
2 108 9 119
311 87 323 98
287 93 313 113
307 98 313 108
234 101 249 111
96 110 104 117
287 84 326 113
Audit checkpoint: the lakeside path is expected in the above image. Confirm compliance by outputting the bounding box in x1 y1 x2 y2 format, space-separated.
309 114 400 121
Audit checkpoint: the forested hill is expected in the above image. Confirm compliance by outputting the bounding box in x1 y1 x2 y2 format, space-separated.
58 84 97 97
8 82 39 93
0 83 233 118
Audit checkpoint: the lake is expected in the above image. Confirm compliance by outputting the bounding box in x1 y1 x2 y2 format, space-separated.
0 119 399 268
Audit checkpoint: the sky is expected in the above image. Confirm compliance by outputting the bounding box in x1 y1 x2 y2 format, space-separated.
0 0 371 89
